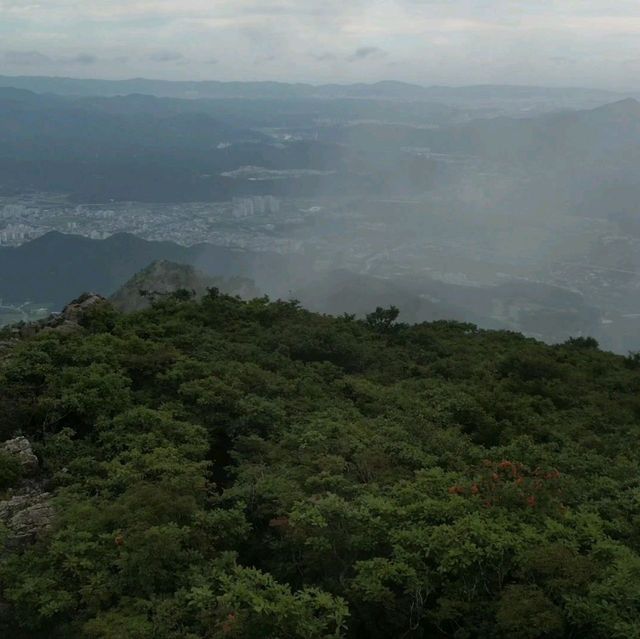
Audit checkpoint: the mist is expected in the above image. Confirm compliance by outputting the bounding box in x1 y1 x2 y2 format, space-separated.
0 1 639 353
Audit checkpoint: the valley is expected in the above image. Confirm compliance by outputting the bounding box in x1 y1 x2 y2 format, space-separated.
0 84 638 353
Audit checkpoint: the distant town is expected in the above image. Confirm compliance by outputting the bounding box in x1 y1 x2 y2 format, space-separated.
0 191 310 252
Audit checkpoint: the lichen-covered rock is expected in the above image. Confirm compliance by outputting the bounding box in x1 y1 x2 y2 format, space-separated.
16 292 108 338
2 437 38 474
0 489 53 545
110 261 259 312
61 292 106 324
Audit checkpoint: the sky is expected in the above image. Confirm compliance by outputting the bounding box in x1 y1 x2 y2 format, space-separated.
2 0 640 88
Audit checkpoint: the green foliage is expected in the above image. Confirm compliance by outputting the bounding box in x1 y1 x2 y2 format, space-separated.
0 449 23 491
496 585 564 638
565 336 600 350
1 293 640 638
626 351 640 370
365 305 400 333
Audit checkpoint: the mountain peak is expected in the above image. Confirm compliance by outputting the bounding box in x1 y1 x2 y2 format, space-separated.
110 260 215 313
110 260 259 313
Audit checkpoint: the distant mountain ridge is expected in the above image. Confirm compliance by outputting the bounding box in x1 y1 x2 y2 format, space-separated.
0 87 363 201
294 269 600 345
0 75 626 104
1 84 637 203
377 97 640 168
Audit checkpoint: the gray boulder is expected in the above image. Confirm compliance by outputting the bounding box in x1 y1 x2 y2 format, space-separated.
2 436 38 474
0 489 53 545
1 438 52 547
60 292 106 324
16 292 108 339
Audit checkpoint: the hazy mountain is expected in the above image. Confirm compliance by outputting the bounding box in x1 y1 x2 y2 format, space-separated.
321 98 640 227
295 269 601 345
0 231 603 347
310 96 640 174
0 88 365 201
295 269 470 324
0 87 264 160
0 75 624 107
422 98 640 166
1 86 636 203
0 232 310 308
110 260 259 312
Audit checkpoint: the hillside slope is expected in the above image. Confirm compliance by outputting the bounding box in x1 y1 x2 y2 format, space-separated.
0 232 310 307
1 293 640 638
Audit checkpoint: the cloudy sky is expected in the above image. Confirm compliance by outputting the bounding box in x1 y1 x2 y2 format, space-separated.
2 0 640 88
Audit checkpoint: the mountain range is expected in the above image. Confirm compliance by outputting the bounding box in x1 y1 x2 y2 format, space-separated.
0 87 368 201
0 78 638 353
0 76 625 105
2 86 640 203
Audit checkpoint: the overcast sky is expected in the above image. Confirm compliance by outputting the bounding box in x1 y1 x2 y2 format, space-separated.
2 0 640 88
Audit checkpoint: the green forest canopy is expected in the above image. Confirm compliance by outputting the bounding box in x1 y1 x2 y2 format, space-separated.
1 291 640 638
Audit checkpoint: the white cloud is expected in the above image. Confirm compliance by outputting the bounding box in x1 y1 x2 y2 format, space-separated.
1 1 639 87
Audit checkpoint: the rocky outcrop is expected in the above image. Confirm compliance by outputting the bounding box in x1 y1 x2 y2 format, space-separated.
44 292 107 334
16 292 107 338
59 292 106 324
1 437 52 547
110 260 259 312
2 437 38 475
0 489 53 546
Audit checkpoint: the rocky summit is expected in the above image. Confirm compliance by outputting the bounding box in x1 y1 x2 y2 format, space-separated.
110 260 259 312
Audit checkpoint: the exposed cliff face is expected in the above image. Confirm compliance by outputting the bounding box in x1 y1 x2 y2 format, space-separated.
1 437 53 548
14 292 108 339
1 436 53 631
2 437 38 475
110 260 259 312
0 489 53 547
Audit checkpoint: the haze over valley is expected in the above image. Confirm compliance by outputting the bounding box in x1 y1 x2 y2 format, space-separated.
0 78 638 352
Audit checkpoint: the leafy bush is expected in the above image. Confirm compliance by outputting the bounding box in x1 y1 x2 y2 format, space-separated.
1 293 640 638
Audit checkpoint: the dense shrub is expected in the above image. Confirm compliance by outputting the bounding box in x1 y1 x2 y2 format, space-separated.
1 294 639 638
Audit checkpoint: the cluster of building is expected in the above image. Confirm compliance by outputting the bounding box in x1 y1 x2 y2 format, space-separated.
232 196 280 218
0 223 40 244
0 194 307 250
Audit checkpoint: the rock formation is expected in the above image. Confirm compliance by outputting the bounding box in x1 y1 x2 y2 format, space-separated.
14 292 107 338
2 437 39 475
110 260 259 312
0 489 53 546
0 437 53 547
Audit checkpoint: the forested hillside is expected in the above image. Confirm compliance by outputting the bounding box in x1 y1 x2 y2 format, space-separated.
1 292 640 638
